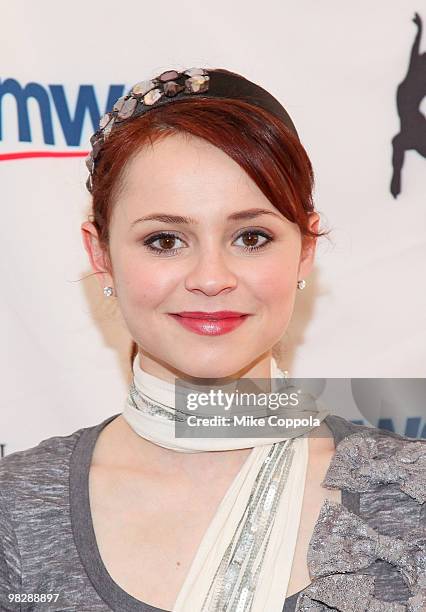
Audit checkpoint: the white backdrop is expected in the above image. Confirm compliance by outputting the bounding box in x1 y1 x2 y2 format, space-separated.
1 1 425 454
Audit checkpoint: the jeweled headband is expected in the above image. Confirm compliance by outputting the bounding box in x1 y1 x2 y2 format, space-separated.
85 67 300 193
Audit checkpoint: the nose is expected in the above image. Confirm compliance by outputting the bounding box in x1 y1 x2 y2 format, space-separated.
184 248 238 296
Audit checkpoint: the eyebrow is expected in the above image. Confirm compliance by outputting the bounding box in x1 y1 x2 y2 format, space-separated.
130 207 284 228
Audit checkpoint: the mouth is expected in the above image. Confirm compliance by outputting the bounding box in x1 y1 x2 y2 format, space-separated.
171 311 250 319
167 312 251 336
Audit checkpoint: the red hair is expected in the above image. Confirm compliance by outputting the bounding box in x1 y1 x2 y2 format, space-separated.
87 97 330 367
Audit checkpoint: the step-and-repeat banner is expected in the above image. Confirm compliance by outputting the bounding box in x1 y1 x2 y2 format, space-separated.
1 1 425 455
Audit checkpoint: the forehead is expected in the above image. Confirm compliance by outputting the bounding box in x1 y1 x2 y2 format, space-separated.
114 132 272 216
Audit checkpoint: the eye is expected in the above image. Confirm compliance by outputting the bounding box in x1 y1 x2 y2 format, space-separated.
233 229 273 252
142 232 186 256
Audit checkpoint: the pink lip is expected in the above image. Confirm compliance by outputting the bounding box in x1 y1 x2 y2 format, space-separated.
168 313 250 336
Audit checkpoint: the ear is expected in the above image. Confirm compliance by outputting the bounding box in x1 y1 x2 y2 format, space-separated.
81 221 113 290
297 212 320 280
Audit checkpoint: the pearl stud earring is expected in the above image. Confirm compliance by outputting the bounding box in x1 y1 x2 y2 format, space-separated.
297 279 306 290
103 286 114 297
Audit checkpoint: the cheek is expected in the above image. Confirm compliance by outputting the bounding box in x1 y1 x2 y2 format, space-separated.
247 257 298 306
114 254 177 308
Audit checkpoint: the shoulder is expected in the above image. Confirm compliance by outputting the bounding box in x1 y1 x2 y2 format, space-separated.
324 414 426 505
325 412 425 446
0 423 90 508
0 424 87 470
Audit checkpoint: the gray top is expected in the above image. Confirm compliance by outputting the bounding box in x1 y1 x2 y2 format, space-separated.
0 413 424 611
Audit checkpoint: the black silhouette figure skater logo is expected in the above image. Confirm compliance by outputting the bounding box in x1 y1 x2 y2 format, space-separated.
391 12 426 198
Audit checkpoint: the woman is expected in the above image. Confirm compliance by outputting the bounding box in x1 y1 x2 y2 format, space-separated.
0 68 424 612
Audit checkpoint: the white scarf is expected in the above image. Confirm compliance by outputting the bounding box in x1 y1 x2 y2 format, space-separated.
122 355 329 611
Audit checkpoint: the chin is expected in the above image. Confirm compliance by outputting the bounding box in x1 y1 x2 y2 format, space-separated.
175 364 234 381
171 353 257 382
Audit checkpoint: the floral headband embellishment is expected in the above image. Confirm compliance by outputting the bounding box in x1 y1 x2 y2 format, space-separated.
85 67 210 193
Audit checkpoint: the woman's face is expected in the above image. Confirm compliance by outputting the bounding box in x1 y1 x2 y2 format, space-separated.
82 132 319 381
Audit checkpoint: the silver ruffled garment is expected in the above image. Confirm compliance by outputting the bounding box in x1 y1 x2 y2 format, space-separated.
294 429 426 612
